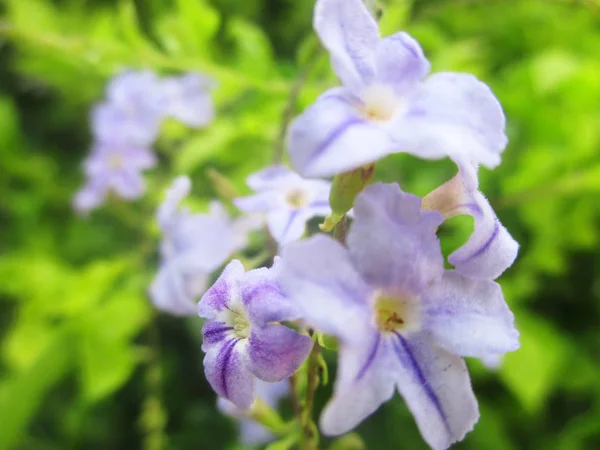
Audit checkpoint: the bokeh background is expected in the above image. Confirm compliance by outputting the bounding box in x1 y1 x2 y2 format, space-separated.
1 0 600 449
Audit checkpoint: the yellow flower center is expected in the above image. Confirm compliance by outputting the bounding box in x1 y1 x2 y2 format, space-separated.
374 293 419 333
233 313 250 339
108 153 124 169
360 84 399 122
285 188 308 209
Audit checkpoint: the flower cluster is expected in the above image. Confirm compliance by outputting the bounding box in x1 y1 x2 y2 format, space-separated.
74 70 214 214
144 0 522 448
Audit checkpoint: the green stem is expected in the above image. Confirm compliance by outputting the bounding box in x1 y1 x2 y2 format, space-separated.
333 215 348 244
300 336 322 450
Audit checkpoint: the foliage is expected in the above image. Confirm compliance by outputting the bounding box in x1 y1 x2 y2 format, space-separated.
1 0 600 449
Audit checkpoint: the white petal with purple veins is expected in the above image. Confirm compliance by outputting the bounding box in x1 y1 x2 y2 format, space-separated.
280 235 372 343
287 90 393 177
423 271 519 358
391 333 479 450
314 0 379 91
247 325 312 382
374 32 431 95
392 73 507 169
204 338 255 409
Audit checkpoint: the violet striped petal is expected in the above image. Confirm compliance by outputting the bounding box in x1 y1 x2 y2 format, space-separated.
204 338 254 409
375 32 431 95
314 0 379 92
266 210 308 245
247 325 312 382
287 89 393 178
202 320 234 350
391 73 507 169
391 333 479 450
422 271 519 359
320 331 396 436
198 260 244 320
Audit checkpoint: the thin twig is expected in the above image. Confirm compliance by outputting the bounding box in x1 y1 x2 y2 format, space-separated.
272 46 322 164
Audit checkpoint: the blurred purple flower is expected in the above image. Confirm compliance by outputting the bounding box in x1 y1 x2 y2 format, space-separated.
150 176 258 316
161 73 215 128
287 0 507 177
93 70 165 146
218 379 289 446
198 259 312 409
423 163 519 280
280 183 519 449
234 166 332 244
73 142 156 214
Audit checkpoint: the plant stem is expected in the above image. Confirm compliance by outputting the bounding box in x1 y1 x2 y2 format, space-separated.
333 215 348 244
300 336 322 450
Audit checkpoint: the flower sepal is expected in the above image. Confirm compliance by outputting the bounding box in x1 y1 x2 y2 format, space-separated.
320 164 375 232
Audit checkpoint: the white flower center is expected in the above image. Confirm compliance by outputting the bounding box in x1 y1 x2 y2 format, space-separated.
360 84 400 122
372 291 420 334
284 188 308 209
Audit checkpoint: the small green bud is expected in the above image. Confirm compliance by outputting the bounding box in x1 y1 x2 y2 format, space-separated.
321 164 375 232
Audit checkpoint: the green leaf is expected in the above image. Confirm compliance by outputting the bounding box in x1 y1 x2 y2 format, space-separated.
0 330 72 450
500 311 568 413
174 121 238 172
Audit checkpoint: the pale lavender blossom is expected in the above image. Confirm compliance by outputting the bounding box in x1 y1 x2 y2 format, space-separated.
234 166 332 244
280 183 519 449
161 73 215 128
287 0 507 177
150 177 257 316
93 71 165 146
423 163 519 280
218 379 289 447
73 142 156 214
198 259 312 409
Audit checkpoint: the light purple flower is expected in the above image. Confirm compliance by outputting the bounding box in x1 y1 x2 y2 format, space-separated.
198 259 312 409
161 73 215 128
73 142 156 214
93 71 165 146
150 177 255 316
423 164 519 280
280 183 519 449
287 0 507 177
234 166 332 244
218 379 289 447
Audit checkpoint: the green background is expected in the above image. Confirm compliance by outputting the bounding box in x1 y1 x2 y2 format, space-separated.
1 0 600 448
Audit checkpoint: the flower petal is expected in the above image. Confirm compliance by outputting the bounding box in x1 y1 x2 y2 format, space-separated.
204 338 255 409
348 183 445 294
157 176 191 229
266 209 308 245
424 165 519 279
423 271 519 358
375 32 430 94
287 89 393 178
198 260 245 319
246 165 300 191
202 319 234 350
447 191 519 279
279 234 371 342
314 0 379 90
392 333 479 450
234 192 282 213
320 331 396 435
247 324 312 382
393 73 507 169
149 262 204 316
242 263 301 326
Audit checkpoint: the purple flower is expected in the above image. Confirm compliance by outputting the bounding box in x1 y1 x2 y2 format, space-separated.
234 166 332 244
161 73 215 128
423 164 519 280
218 379 289 446
287 0 507 177
150 177 253 316
93 71 165 146
73 142 156 214
280 183 519 449
198 259 312 409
